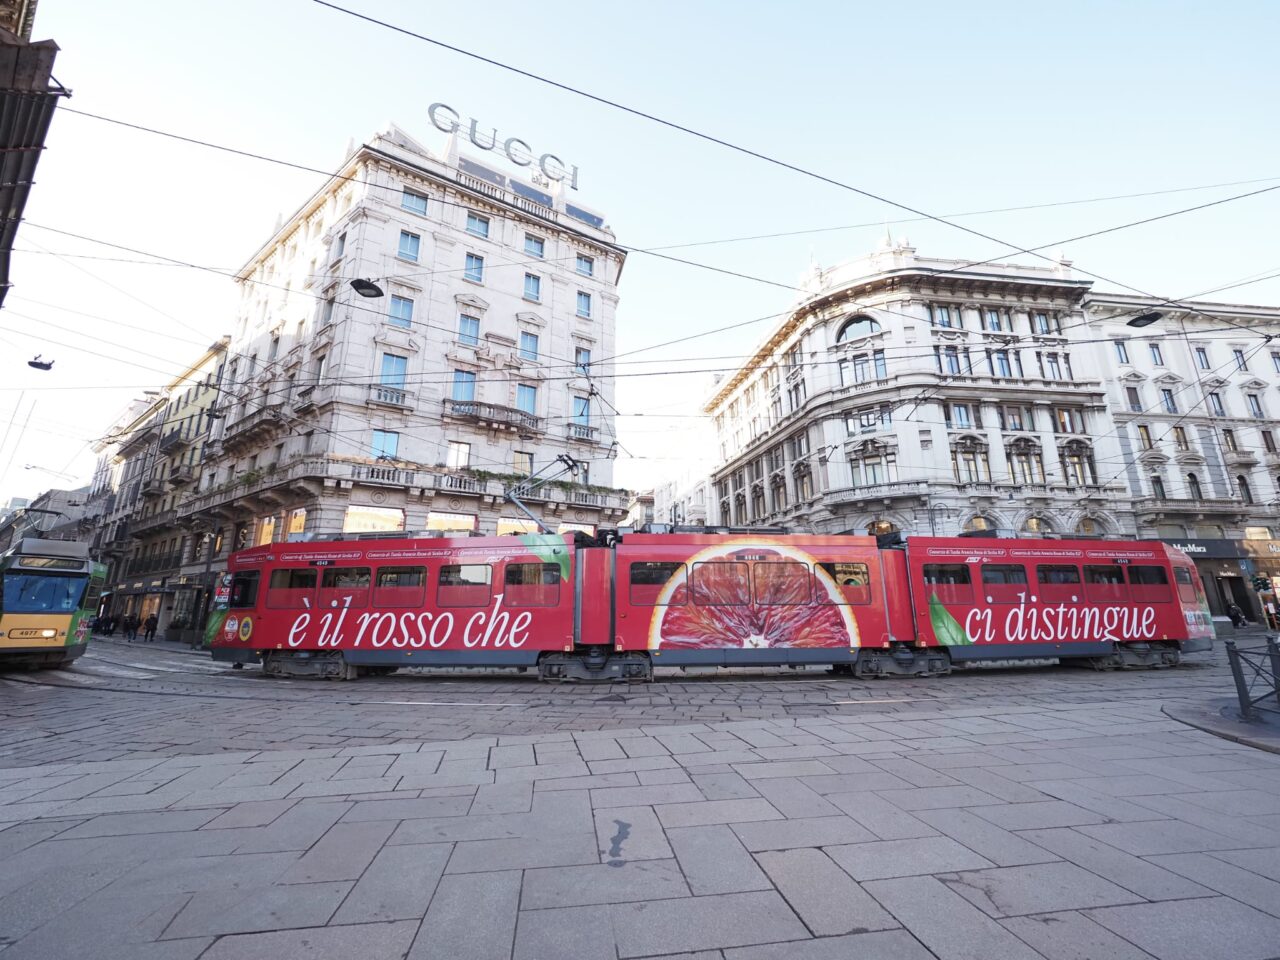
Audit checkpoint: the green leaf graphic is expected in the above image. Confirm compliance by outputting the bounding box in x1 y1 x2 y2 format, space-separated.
518 533 572 583
929 592 973 646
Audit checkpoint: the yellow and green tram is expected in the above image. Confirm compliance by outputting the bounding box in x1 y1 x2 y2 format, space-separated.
0 538 104 670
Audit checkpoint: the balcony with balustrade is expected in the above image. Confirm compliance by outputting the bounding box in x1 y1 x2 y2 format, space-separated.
367 383 415 409
442 398 542 434
158 429 189 455
222 402 287 453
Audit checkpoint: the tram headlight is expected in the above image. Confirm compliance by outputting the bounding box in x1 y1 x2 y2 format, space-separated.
40 629 56 638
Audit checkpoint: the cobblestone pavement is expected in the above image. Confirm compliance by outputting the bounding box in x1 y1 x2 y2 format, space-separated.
2 640 1279 959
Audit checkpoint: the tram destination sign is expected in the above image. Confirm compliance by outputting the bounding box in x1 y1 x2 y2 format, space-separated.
429 103 580 190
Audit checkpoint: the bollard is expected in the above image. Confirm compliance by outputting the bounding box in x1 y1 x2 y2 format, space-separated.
1225 640 1255 720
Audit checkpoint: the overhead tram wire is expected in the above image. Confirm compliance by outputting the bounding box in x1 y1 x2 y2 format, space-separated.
309 0 1280 337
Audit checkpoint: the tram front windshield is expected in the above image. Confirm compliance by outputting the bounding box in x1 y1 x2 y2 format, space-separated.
1 573 88 614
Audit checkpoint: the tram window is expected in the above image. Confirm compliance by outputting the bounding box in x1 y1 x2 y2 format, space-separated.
373 566 426 608
228 571 260 609
692 562 750 605
922 564 972 604
755 562 811 605
319 567 371 608
504 563 561 607
1036 564 1081 603
1 573 87 613
1128 565 1171 603
1084 565 1126 603
438 564 492 607
1173 567 1201 604
980 564 1028 605
266 568 317 609
817 562 872 604
629 562 685 605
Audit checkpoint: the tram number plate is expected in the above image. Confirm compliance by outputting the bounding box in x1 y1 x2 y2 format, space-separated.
9 629 47 639
310 560 332 567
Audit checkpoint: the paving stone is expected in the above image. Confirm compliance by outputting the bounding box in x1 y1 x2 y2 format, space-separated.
279 819 395 883
968 800 1109 831
163 880 351 938
731 815 875 852
514 903 617 960
733 760 837 780
201 799 296 830
610 891 809 958
724 930 935 960
1027 778 1175 822
939 860 1141 918
468 780 534 815
638 767 693 785
1213 847 1280 882
668 825 771 894
489 744 536 768
289 775 401 798
864 875 1042 960
588 756 679 775
869 758 962 787
577 738 626 761
655 798 783 829
691 772 760 801
1018 828 1216 900
1075 819 1252 856
447 830 600 873
340 795 471 822
914 808 1057 867
594 804 672 863
0 857 139 943
1086 896 1280 960
201 920 417 960
331 842 452 923
755 847 898 936
999 910 1159 960
102 851 297 895
232 799 350 853
591 783 706 809
743 778 838 819
942 766 1051 803
409 869 520 960
622 736 671 758
825 791 937 840
522 858 689 908
534 772 639 792
1148 852 1280 917
56 809 222 839
873 785 1004 811
496 760 591 783
827 837 994 881
0 891 203 960
799 772 914 794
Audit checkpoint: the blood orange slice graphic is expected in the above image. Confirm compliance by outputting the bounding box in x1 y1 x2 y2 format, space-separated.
647 540 861 650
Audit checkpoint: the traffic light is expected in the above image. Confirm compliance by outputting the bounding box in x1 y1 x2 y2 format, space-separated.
1252 575 1272 593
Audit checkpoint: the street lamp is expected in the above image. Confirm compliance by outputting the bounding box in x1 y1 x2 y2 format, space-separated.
927 502 952 536
26 355 53 370
1127 312 1162 328
349 278 385 298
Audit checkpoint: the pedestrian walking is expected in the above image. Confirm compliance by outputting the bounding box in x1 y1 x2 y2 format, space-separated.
104 615 116 637
124 615 138 641
1228 603 1246 629
143 613 159 642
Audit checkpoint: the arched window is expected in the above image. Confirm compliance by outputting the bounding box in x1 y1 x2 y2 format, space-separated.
1238 475 1254 504
1075 517 1103 536
1023 516 1053 535
867 519 899 536
1187 473 1203 499
964 515 994 533
836 315 881 342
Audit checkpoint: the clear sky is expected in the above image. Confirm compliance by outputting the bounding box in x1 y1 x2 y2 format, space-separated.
2 0 1278 504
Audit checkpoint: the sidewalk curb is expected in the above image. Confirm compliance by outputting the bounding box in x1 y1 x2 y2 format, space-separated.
1162 701 1280 756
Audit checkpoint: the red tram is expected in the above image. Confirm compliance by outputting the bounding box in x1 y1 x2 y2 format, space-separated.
211 532 1215 681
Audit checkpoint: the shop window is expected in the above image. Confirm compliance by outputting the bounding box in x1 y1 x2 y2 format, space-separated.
630 562 685 605
373 566 427 608
438 564 492 606
504 563 562 607
266 568 316 609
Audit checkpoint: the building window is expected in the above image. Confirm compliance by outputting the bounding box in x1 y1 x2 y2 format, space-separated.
525 234 545 258
991 350 1012 378
999 406 1033 431
1161 389 1178 414
573 395 590 425
1148 343 1164 366
465 212 490 238
575 347 591 374
1125 386 1142 412
1062 445 1097 486
1273 352 1280 375
519 332 539 361
516 384 537 414
930 305 954 328
1151 475 1167 499
951 447 991 484
1174 426 1190 451
576 254 594 277
938 346 961 375
1187 473 1203 499
371 430 399 459
1138 425 1153 450
1032 312 1053 335
987 309 1006 332
1054 408 1085 434
576 291 592 318
846 404 893 434
1196 346 1210 370
446 441 470 469
1239 475 1254 503
523 273 542 301
1234 348 1249 371
332 232 346 261
388 295 414 329
320 296 335 326
451 370 476 402
458 314 480 346
398 230 420 262
1223 428 1238 452
1249 393 1264 418
1045 354 1063 380
513 451 533 475
402 189 428 215
1114 340 1130 364
380 353 407 388
464 253 484 282
1264 430 1277 453
1208 392 1225 416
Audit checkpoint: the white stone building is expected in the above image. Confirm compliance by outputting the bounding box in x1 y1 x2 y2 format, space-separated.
177 123 629 552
